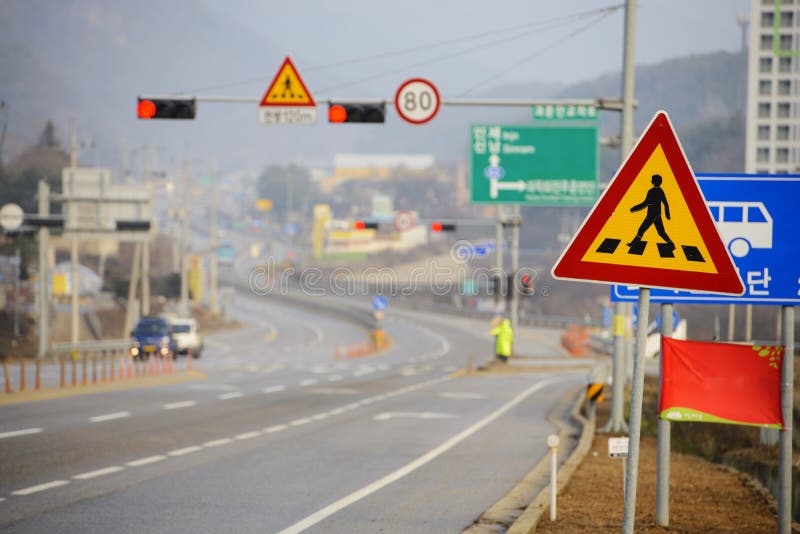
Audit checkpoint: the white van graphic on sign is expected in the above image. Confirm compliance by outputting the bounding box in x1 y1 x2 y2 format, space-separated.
707 201 773 258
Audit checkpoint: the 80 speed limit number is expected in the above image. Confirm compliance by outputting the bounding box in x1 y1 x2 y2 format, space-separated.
394 78 441 125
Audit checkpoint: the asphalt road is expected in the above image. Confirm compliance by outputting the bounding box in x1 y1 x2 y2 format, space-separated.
0 291 582 533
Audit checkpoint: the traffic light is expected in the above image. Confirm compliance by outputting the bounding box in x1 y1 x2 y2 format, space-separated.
520 273 535 296
137 97 196 120
328 102 385 123
354 220 379 230
430 221 456 233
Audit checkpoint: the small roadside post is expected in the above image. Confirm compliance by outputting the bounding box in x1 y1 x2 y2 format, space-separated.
546 433 560 521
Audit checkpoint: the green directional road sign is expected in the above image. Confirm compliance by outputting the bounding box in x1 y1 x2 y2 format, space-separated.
470 124 598 206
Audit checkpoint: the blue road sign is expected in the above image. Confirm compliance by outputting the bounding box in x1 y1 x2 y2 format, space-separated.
611 174 800 305
372 295 388 312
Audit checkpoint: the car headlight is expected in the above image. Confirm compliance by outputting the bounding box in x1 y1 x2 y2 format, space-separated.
130 347 139 356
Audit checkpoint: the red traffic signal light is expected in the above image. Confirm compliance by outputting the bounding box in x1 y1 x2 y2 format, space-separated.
430 221 456 232
354 220 379 230
328 102 385 123
137 97 196 120
520 273 535 295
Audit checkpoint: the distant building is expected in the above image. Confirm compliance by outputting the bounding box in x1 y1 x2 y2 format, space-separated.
745 0 800 173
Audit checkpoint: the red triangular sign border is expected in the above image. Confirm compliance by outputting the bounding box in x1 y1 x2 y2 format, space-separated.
551 110 744 295
259 56 316 107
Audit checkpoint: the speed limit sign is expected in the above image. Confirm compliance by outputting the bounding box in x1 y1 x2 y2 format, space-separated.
394 78 441 125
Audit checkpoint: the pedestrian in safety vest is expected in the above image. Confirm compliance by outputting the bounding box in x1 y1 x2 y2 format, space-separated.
489 318 513 363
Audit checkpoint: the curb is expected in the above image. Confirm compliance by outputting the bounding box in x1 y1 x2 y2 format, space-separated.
507 388 593 533
463 385 593 533
0 370 208 405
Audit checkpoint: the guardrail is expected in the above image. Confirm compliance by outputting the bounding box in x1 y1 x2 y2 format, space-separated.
50 339 131 355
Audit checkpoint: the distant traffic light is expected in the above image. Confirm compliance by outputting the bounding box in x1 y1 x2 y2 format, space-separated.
520 273 535 296
328 102 385 123
430 221 456 233
137 97 196 120
354 220 379 230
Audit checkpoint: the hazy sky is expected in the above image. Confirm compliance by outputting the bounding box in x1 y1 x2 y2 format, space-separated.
199 0 750 97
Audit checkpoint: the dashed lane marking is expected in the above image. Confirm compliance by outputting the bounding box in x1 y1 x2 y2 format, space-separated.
126 455 166 467
0 428 43 439
73 466 124 480
12 480 69 496
218 392 244 400
168 446 202 457
163 401 197 410
203 438 233 448
90 412 130 423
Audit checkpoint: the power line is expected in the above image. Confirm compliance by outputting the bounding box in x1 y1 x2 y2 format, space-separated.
315 8 618 94
174 3 624 95
456 7 621 97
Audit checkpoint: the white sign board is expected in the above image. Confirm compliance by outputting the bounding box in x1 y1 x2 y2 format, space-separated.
394 78 441 125
258 107 317 125
0 203 24 231
608 437 629 459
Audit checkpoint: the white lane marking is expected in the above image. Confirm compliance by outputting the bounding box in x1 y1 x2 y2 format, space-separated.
73 466 124 480
204 438 233 448
439 392 489 400
168 446 202 457
328 375 343 382
263 385 286 394
235 431 261 440
126 455 166 467
12 480 69 496
90 411 131 423
0 428 43 439
0 497 5 502
218 392 244 400
373 412 455 421
163 401 197 410
265 424 288 433
276 377 562 534
311 413 329 421
299 379 318 387
290 418 311 427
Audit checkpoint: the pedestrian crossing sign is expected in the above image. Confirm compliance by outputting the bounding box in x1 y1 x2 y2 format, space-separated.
259 56 316 107
552 111 744 295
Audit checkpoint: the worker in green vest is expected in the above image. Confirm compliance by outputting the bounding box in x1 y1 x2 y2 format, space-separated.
489 317 513 363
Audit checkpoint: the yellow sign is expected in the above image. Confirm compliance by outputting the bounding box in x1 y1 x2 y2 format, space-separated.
256 198 273 211
188 255 203 302
52 273 68 296
580 145 716 274
552 111 744 295
259 56 315 106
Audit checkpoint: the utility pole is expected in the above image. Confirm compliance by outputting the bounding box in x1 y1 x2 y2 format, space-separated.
141 162 151 316
37 180 50 358
209 158 219 316
604 0 636 434
509 205 520 337
494 206 505 311
69 120 80 353
179 149 190 316
656 303 673 525
619 1 641 533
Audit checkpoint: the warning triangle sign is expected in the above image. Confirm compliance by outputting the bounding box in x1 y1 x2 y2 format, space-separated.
552 111 744 295
259 56 316 107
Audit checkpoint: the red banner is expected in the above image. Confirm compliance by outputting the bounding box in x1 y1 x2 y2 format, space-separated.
660 337 783 429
